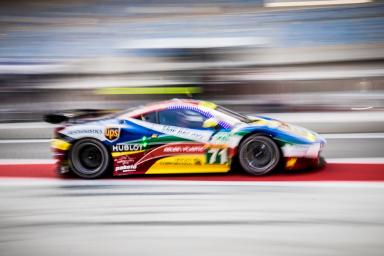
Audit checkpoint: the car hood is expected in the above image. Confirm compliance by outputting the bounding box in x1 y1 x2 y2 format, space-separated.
243 115 326 144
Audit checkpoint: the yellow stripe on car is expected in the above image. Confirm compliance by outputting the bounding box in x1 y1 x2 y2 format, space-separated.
199 101 217 109
306 132 317 142
112 150 145 157
51 139 71 151
145 155 230 174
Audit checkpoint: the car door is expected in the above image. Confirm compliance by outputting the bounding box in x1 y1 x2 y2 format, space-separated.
115 107 232 175
140 107 231 173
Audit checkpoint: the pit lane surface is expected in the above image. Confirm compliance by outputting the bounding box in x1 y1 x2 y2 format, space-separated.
0 180 383 256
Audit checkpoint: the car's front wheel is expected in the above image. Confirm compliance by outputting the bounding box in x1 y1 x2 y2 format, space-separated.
69 138 111 179
238 135 281 176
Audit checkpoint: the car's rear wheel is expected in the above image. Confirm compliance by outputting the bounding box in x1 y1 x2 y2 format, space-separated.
69 138 111 179
238 135 281 175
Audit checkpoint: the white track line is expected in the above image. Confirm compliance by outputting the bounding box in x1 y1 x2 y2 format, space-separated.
326 158 384 164
0 159 56 165
265 0 372 8
0 139 51 143
322 133 384 139
0 122 55 129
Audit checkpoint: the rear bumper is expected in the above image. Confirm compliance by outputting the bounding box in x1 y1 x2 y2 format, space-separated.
51 139 71 174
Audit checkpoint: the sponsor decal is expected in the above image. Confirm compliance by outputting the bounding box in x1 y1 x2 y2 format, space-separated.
114 155 136 166
210 132 241 148
158 157 202 166
161 126 205 141
115 165 137 172
112 143 144 152
162 145 205 154
145 155 230 174
206 148 228 164
211 132 230 142
67 129 102 135
114 154 141 172
104 127 120 141
134 143 207 167
128 118 213 142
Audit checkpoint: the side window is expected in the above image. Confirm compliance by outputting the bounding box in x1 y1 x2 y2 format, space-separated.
138 111 157 123
158 109 208 129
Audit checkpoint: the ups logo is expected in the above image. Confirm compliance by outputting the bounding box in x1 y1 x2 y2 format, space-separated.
104 127 120 141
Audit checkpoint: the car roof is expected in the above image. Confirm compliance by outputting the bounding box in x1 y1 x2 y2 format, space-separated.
120 99 216 118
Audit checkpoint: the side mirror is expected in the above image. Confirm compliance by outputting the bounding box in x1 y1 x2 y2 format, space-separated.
203 118 219 128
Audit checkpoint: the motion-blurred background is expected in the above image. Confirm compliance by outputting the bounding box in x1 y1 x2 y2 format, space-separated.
1 3 384 256
0 0 383 123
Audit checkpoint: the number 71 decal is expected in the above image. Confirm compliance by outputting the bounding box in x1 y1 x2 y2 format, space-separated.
206 148 228 164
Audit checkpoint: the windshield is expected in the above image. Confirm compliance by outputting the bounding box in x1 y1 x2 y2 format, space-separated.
215 105 251 123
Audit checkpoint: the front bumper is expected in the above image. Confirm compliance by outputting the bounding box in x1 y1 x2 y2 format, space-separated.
281 142 325 159
281 139 326 170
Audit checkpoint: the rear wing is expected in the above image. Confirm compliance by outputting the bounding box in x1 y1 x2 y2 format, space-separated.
44 109 120 124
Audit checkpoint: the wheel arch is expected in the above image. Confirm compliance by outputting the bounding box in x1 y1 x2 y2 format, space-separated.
69 136 112 152
67 137 113 179
67 136 114 165
235 127 285 150
231 130 284 171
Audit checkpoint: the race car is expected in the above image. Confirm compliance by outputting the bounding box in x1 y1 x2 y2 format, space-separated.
45 99 326 179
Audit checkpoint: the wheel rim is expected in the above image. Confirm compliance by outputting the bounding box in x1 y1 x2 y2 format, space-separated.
243 139 277 171
74 143 104 175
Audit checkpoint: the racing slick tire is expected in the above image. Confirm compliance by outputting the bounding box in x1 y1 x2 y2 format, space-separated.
238 135 281 176
69 138 111 179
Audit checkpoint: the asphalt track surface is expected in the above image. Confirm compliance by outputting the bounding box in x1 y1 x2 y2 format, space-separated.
0 134 383 256
0 180 383 256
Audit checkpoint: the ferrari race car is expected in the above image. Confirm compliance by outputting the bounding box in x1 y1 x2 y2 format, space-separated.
45 99 326 179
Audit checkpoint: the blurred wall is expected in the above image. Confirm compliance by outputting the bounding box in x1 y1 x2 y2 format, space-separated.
0 0 383 121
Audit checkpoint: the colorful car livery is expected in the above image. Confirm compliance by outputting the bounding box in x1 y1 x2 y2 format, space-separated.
46 99 326 179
